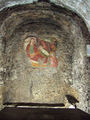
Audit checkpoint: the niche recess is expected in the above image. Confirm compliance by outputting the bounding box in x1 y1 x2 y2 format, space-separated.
0 1 89 111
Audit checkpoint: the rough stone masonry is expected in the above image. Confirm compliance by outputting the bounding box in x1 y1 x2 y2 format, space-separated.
0 0 89 113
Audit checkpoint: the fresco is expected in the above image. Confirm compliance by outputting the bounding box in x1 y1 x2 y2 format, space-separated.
24 37 58 68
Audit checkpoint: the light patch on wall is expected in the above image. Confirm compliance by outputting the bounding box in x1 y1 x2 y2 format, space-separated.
86 45 90 57
6 0 38 7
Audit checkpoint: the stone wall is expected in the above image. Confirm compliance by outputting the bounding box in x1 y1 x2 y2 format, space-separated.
0 0 89 113
0 0 90 32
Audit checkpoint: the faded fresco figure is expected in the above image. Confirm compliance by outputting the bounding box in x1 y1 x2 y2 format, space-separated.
24 37 58 68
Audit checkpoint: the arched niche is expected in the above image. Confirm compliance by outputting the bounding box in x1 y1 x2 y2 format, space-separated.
0 1 89 112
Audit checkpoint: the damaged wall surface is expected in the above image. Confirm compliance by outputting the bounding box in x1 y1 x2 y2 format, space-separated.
0 0 89 114
0 0 90 32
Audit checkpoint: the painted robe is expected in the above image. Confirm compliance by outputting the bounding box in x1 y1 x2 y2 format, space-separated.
26 37 58 68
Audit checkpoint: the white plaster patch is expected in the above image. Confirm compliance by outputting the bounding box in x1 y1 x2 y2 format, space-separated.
87 45 90 57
